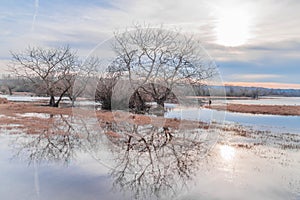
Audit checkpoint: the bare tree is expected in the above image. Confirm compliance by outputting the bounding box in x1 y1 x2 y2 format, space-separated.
95 71 122 110
10 46 78 107
110 24 217 112
66 57 100 106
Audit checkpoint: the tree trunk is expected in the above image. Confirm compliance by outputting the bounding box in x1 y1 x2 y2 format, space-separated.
8 87 12 95
68 96 76 107
54 94 64 107
156 99 165 108
49 95 56 107
71 97 76 107
133 91 148 113
155 89 171 108
53 87 70 107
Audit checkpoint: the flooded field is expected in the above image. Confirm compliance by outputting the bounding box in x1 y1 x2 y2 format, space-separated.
165 106 300 134
0 100 300 199
0 95 51 102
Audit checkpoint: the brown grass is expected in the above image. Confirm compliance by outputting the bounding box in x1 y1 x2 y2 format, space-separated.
0 102 73 116
2 101 298 138
209 104 300 116
0 97 9 104
0 102 208 134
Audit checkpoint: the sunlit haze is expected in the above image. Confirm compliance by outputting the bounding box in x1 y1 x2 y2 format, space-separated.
0 0 299 89
214 5 252 46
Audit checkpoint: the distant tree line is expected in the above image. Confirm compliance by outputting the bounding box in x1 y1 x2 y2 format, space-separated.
2 74 300 108
193 85 300 98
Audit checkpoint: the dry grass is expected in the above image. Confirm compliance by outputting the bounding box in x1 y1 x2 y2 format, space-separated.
210 104 300 116
0 102 72 116
0 102 208 134
1 101 299 150
0 97 9 104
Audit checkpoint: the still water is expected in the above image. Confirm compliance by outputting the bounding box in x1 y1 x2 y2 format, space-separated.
165 106 300 134
0 113 299 200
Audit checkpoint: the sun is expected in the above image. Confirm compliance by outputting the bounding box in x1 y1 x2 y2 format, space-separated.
215 7 252 47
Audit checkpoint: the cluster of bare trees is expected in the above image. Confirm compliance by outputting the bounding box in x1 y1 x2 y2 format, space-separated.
7 24 219 200
10 25 217 110
97 25 217 112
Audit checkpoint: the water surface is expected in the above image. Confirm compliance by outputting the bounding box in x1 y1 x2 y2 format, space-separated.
0 114 299 200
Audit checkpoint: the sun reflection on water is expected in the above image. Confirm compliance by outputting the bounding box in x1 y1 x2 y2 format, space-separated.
220 145 235 161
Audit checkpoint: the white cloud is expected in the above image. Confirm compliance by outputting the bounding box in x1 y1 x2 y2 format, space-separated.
3 0 300 56
1 0 300 85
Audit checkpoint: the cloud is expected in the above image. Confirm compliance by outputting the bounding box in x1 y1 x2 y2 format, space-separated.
1 0 300 87
2 0 300 55
31 0 39 31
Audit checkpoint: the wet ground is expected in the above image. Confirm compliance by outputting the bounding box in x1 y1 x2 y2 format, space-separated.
0 107 299 200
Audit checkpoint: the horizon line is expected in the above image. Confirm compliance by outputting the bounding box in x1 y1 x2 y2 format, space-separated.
224 81 300 90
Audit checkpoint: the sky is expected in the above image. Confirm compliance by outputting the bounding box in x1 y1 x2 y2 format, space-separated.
0 0 300 89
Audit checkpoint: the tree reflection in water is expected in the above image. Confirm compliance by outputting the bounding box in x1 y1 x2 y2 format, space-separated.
12 114 102 165
101 121 210 199
12 114 214 199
